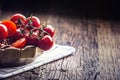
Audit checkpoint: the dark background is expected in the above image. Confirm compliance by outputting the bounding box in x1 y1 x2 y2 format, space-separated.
0 0 120 20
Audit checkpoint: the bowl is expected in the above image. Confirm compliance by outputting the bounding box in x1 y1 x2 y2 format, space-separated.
0 46 43 67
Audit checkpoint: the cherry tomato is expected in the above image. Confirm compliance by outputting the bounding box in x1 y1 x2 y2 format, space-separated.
25 16 41 30
9 29 25 43
0 24 8 39
37 35 54 51
11 38 26 48
10 13 26 28
1 20 16 37
43 25 55 37
25 32 38 46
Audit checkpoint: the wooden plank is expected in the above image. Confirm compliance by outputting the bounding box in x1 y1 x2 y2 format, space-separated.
97 20 120 80
0 12 120 80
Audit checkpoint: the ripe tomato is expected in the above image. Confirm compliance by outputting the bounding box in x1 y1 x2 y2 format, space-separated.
10 13 26 28
43 25 55 37
9 29 24 43
25 16 41 30
1 20 16 37
37 35 54 51
11 38 26 48
25 32 38 46
0 24 8 39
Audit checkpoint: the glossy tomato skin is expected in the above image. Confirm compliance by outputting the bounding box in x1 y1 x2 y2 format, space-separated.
43 25 55 37
37 35 54 51
1 20 16 37
0 24 8 39
25 16 41 30
11 38 26 48
10 13 26 28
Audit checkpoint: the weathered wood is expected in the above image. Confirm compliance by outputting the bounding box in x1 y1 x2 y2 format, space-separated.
0 12 120 80
97 21 120 80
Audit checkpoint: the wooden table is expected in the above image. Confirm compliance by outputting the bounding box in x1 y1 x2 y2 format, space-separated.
0 10 120 80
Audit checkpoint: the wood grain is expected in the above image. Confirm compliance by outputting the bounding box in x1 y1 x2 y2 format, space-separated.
0 12 120 80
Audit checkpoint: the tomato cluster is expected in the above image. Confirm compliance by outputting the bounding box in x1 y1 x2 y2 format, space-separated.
0 13 55 51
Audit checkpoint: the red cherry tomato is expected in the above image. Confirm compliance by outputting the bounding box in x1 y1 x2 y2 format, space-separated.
37 35 54 51
1 20 17 37
11 38 26 48
25 16 41 30
43 25 55 37
25 32 38 46
10 29 25 43
0 24 8 39
10 13 26 28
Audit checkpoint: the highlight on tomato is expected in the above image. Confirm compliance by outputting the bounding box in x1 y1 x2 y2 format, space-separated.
37 35 54 51
11 37 26 48
10 13 26 28
43 25 55 37
1 20 17 37
0 24 8 39
25 16 41 30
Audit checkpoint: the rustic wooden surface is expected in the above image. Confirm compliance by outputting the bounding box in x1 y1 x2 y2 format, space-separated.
0 11 120 80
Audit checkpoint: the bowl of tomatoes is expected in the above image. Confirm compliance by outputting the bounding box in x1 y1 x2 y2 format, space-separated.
0 13 55 66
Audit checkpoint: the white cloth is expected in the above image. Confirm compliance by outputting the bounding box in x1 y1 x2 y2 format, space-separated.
0 44 75 79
